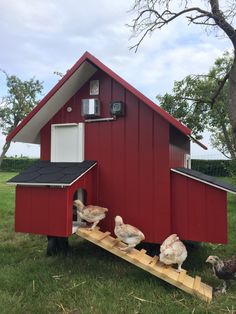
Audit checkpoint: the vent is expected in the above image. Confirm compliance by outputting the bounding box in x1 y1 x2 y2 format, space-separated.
81 99 100 118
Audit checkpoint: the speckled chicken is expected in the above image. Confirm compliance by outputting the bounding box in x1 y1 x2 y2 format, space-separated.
206 255 236 293
73 199 108 230
114 216 145 251
159 234 187 272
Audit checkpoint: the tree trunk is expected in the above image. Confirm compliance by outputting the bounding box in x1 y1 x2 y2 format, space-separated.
0 141 11 168
228 55 236 153
220 120 236 159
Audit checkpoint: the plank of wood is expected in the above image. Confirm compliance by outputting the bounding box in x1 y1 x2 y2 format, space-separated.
177 270 187 284
134 249 147 260
76 228 212 302
149 255 159 266
197 282 213 303
110 238 122 248
193 276 201 291
96 231 111 241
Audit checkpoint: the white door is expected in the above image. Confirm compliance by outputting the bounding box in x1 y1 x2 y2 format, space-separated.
51 123 84 162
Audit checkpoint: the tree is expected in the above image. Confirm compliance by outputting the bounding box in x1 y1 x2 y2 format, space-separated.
129 0 236 156
158 51 235 159
0 72 43 166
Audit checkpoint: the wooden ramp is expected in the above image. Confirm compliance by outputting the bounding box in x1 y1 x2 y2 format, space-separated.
76 228 212 302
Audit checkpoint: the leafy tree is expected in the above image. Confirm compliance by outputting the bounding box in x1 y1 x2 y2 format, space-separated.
129 0 236 157
0 71 43 166
158 51 235 159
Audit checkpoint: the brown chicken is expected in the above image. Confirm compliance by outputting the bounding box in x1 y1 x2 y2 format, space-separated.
159 234 187 272
73 199 108 230
206 255 236 293
114 216 145 251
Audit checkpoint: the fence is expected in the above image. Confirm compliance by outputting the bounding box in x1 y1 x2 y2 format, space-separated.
191 159 231 177
0 157 233 177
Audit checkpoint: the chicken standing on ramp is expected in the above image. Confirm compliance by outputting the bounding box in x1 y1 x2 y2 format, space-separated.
159 234 187 272
114 216 145 252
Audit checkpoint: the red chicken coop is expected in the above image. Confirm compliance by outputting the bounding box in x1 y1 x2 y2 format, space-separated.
7 51 236 253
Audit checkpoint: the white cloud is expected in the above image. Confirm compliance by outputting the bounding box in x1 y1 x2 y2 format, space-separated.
0 0 232 159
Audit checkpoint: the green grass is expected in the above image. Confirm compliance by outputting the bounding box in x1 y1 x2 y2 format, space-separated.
1 173 236 314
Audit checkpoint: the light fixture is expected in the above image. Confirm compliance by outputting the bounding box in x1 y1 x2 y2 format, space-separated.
110 101 125 117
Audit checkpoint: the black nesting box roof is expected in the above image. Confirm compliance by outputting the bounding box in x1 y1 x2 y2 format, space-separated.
8 160 97 186
172 167 236 194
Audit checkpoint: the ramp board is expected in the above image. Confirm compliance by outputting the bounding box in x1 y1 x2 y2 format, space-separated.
76 228 212 302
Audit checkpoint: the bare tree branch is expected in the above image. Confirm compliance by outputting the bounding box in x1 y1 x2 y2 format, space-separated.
129 0 236 51
209 0 236 47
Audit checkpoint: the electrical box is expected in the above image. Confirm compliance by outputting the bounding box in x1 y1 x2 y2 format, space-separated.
110 101 125 117
81 99 100 118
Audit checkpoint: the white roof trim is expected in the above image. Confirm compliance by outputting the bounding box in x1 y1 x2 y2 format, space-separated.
7 162 97 187
12 61 97 144
171 168 236 194
7 182 70 187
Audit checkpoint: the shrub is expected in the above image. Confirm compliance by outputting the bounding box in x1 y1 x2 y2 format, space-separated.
0 157 39 172
191 159 231 177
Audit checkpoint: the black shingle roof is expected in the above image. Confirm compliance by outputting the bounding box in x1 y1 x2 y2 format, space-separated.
172 167 236 194
8 160 97 186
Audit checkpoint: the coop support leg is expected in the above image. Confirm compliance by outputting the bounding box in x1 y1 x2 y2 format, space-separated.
46 236 69 256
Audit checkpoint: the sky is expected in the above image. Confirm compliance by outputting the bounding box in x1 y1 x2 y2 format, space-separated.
0 0 233 159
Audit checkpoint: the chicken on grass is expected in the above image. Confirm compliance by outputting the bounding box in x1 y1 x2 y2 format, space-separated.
73 199 108 230
206 255 236 293
159 234 187 272
114 216 145 252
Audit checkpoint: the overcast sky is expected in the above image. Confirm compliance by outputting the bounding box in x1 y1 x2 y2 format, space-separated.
0 0 233 159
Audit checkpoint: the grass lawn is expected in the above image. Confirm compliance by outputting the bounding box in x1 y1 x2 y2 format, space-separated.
0 172 236 314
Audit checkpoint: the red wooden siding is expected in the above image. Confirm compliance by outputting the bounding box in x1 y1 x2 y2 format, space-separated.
15 186 68 236
39 69 171 243
15 167 97 237
171 172 227 243
85 75 171 242
169 126 190 168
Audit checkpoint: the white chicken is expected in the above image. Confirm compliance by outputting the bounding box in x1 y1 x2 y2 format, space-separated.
114 216 145 251
73 199 108 230
159 234 187 272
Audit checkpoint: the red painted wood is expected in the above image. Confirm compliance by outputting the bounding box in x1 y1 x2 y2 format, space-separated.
169 144 185 168
188 180 207 241
109 80 125 220
15 186 68 236
14 168 97 237
138 102 154 240
30 187 49 234
40 123 51 160
83 74 172 242
171 172 227 243
85 74 172 242
169 127 190 168
47 188 68 236
206 187 227 243
15 186 33 233
153 115 171 242
170 173 188 238
123 91 140 230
